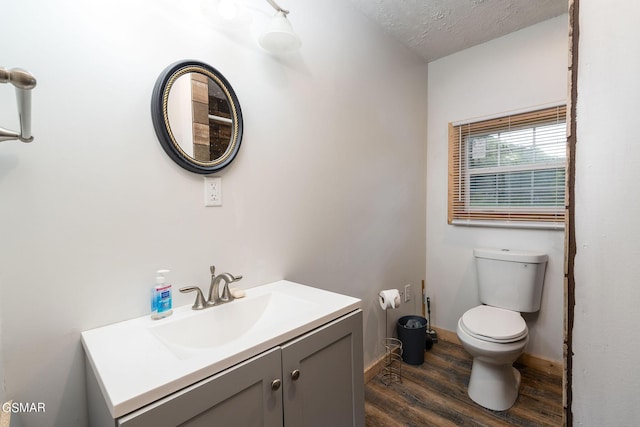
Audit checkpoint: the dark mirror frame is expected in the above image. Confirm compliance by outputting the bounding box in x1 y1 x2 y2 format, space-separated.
151 60 243 174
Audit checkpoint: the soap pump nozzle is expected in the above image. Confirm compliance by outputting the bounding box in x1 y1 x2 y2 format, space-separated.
156 269 170 284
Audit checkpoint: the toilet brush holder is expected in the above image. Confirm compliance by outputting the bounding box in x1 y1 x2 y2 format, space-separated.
425 331 434 350
427 326 438 343
427 297 438 343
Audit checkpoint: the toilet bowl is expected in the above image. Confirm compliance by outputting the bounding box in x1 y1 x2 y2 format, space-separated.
456 305 528 411
456 248 547 411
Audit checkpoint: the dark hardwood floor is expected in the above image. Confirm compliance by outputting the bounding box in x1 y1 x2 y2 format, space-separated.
365 340 563 427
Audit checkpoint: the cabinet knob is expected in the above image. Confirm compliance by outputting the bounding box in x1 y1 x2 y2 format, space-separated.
271 379 282 391
291 369 301 381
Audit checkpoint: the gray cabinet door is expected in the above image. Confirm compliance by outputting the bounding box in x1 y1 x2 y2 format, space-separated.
118 347 283 427
281 310 364 427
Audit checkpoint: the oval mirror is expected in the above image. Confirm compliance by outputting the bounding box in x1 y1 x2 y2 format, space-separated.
151 60 243 174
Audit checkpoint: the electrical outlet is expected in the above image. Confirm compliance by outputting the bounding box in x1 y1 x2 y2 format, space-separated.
204 177 222 207
404 284 411 302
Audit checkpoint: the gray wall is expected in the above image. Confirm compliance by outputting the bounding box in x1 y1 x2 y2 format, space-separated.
426 16 568 362
573 1 640 424
0 0 427 425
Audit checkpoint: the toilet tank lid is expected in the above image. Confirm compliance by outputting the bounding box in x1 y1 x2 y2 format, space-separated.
474 248 548 263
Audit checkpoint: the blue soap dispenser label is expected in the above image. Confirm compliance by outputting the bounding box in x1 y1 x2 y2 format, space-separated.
152 269 173 319
156 286 172 312
151 289 158 313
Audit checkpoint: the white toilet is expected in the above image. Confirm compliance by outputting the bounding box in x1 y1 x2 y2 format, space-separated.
456 247 547 411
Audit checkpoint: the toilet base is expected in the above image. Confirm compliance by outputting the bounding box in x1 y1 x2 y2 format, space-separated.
467 359 521 411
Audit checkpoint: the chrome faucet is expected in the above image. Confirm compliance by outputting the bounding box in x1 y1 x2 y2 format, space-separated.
179 265 243 310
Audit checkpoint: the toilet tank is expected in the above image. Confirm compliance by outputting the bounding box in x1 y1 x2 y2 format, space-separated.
474 248 548 313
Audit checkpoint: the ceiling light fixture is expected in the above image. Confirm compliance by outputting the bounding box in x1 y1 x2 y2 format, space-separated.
258 0 301 54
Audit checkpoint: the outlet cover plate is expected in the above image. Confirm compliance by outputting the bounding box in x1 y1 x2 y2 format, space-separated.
404 284 411 302
204 177 222 207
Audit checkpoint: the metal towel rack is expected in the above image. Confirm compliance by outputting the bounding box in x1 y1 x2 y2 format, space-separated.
0 67 37 143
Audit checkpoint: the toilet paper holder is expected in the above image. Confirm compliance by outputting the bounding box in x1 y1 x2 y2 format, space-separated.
381 337 402 386
380 294 403 386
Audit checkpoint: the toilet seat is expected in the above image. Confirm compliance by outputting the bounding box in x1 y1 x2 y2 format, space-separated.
460 305 528 343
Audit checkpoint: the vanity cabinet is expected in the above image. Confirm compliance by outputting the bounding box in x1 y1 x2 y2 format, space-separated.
281 309 364 427
117 347 283 426
89 309 364 427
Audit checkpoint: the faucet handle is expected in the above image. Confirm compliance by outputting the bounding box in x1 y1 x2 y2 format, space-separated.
179 286 207 310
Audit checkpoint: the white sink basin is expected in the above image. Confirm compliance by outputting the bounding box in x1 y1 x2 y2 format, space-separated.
82 280 361 418
150 291 319 357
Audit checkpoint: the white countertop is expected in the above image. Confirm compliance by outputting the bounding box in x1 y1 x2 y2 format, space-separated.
81 280 361 418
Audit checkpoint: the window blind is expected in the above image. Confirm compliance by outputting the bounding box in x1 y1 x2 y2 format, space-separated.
448 105 567 226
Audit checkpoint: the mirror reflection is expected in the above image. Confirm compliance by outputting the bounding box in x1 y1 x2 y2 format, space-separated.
167 73 233 163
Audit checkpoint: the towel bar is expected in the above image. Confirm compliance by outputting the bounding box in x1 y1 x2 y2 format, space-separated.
0 67 37 143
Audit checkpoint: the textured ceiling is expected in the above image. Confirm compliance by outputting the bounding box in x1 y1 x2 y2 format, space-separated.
346 0 568 62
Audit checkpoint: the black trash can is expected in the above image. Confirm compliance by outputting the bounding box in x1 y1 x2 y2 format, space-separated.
397 315 427 365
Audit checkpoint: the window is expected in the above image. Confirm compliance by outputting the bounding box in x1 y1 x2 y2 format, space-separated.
448 105 566 228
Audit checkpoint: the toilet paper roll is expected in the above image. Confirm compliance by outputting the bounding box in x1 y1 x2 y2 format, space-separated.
379 289 401 310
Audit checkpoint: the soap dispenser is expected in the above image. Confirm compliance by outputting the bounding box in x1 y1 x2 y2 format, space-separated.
151 269 173 320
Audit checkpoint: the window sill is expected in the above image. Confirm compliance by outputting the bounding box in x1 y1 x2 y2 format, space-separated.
450 219 565 230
